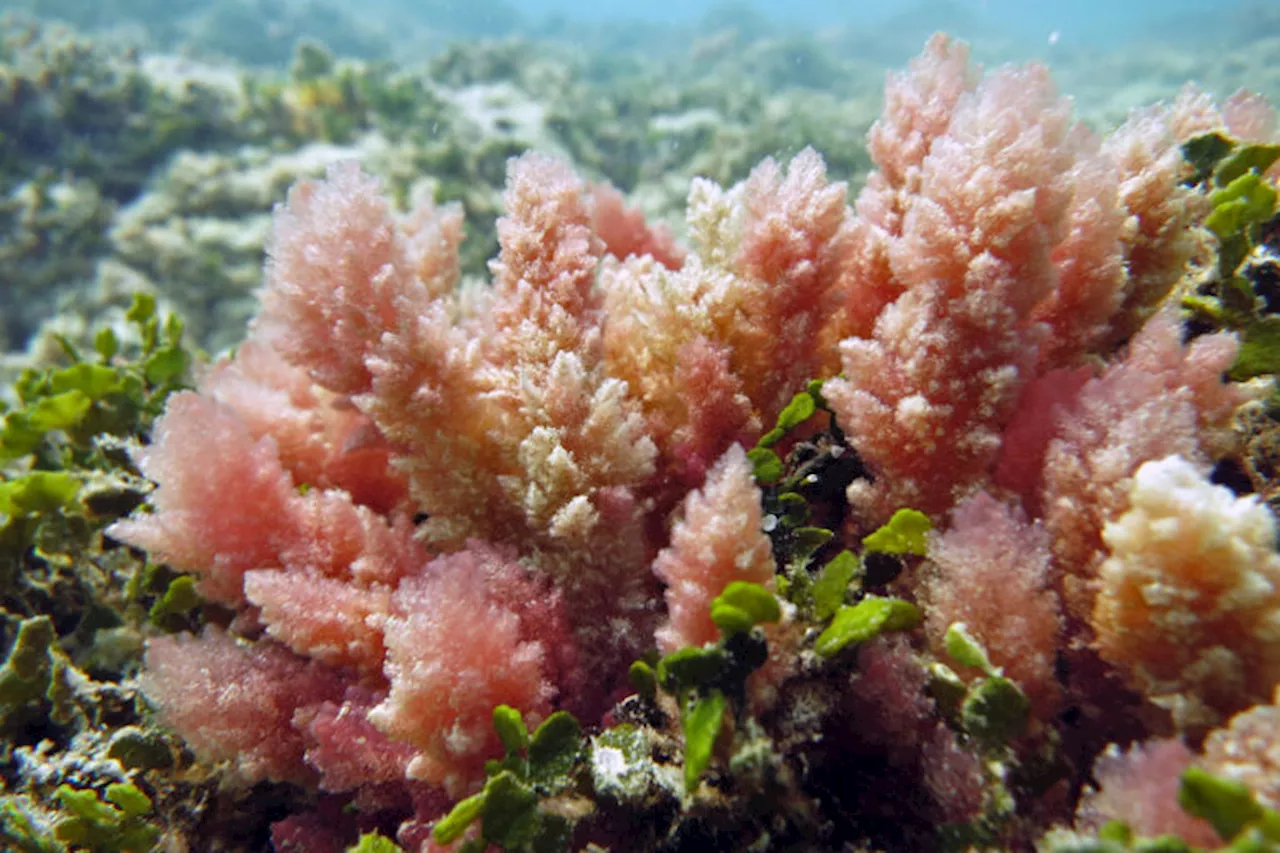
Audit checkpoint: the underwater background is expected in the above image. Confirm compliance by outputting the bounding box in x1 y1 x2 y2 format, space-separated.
0 0 1276 361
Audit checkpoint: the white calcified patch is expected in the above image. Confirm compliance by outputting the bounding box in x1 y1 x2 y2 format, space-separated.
588 727 661 800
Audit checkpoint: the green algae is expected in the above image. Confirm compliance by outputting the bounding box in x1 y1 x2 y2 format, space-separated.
345 833 405 853
1179 133 1280 383
813 594 920 659
861 507 932 557
433 706 585 852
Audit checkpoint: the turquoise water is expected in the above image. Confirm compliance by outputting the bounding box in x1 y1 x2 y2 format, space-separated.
476 0 1261 49
12 0 1276 69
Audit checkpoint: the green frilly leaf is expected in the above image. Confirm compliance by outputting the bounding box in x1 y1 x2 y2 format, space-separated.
862 508 932 556
346 833 404 853
527 711 581 783
944 622 997 676
812 550 859 621
814 595 919 658
962 675 1030 746
710 581 780 635
747 447 784 484
1178 767 1265 842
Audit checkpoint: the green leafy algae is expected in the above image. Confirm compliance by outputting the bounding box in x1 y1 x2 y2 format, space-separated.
811 549 860 620
862 507 932 556
1179 133 1280 384
681 690 728 793
813 594 920 658
50 783 160 853
433 705 585 852
710 580 781 635
345 833 405 853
